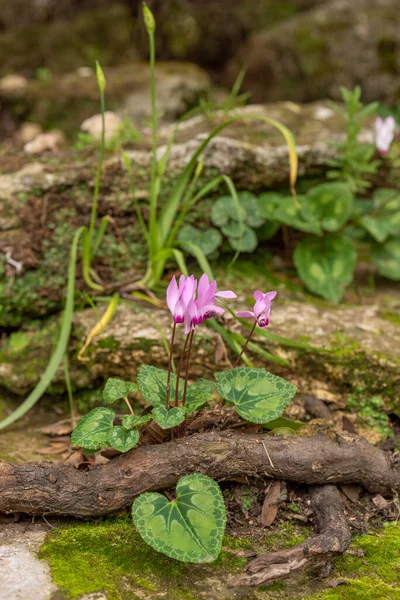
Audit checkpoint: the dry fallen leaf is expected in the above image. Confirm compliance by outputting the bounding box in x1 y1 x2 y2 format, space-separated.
372 494 391 510
261 480 281 526
340 484 362 503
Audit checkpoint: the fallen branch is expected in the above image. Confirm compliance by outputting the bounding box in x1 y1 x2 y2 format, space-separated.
230 484 352 586
0 432 399 516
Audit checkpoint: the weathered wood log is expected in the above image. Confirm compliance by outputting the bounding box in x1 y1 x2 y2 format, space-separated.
231 485 352 586
0 432 398 517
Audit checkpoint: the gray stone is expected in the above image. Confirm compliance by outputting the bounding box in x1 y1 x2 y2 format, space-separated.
0 524 57 600
226 0 400 104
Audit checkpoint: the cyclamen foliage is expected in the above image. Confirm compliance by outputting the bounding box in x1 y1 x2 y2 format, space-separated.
71 272 297 563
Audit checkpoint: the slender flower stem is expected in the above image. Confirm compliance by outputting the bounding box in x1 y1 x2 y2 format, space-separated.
123 396 134 415
165 322 176 409
233 320 257 367
88 87 106 255
175 332 190 406
182 329 195 405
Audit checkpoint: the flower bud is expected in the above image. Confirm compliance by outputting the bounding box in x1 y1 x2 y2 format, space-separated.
142 3 156 34
95 61 106 92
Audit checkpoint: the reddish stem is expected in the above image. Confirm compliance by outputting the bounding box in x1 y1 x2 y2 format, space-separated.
182 329 195 406
165 321 176 409
175 332 190 406
233 320 257 367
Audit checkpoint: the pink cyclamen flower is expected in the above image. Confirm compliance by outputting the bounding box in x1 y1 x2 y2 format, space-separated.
375 116 396 154
166 274 197 323
184 273 237 333
236 289 277 327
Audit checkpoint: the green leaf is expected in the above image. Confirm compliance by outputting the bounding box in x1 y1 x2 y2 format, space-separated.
258 193 321 235
107 426 139 452
185 380 216 413
293 234 357 303
122 414 152 430
263 417 304 431
371 237 400 280
132 473 226 563
178 225 222 256
103 378 138 404
237 192 265 228
305 183 354 232
211 195 246 227
137 365 183 406
71 407 115 450
224 224 258 253
215 368 296 424
151 406 186 429
360 189 400 243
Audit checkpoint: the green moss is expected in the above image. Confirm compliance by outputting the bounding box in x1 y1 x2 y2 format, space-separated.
380 310 400 326
39 519 252 600
303 523 400 600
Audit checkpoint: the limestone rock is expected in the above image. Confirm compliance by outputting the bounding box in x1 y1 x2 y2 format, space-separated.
81 111 122 142
23 130 66 154
0 74 27 94
15 122 43 145
0 62 211 135
225 0 400 104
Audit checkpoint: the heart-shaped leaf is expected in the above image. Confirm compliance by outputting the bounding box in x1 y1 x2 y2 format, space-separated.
184 380 216 413
71 407 115 450
371 237 400 280
215 368 296 424
103 378 138 405
138 366 184 407
360 189 400 243
293 234 356 303
132 473 226 563
305 182 354 232
151 406 185 429
107 426 139 452
258 193 322 235
223 224 258 253
178 225 222 257
122 414 152 430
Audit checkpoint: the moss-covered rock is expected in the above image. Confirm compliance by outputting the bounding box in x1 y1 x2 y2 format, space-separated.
225 0 400 104
0 61 211 135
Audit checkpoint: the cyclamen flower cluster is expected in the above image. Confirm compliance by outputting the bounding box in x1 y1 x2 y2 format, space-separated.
167 274 236 333
375 116 396 154
167 273 277 332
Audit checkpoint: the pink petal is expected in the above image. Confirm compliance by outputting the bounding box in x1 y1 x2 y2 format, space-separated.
264 291 277 301
202 304 225 316
254 298 268 317
236 311 255 318
166 276 179 313
181 276 195 306
215 290 237 298
197 273 210 299
253 290 264 301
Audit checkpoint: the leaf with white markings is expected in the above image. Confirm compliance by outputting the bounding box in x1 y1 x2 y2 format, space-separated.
151 406 185 429
132 473 226 563
138 365 184 406
107 426 139 452
71 407 115 450
103 378 138 405
215 368 296 424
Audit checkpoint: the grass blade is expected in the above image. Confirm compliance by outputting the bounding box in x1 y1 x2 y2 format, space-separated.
0 227 85 431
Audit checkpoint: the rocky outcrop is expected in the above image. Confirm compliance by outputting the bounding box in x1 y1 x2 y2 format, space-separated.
0 102 375 326
0 62 211 135
225 0 400 104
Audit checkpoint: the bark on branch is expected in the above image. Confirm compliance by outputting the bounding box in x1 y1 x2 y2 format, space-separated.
0 432 398 517
230 485 352 586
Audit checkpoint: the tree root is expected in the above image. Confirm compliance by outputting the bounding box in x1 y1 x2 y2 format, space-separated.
0 431 399 517
230 484 352 587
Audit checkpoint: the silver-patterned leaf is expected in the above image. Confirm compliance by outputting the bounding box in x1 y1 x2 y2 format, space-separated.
215 368 296 424
71 407 115 450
